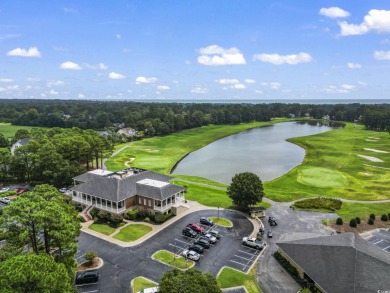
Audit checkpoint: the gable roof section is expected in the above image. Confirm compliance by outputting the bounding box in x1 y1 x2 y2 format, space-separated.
276 233 390 293
71 170 184 202
15 138 31 146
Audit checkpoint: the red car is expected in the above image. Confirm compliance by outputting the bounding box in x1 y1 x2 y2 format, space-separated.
16 188 28 194
186 223 205 234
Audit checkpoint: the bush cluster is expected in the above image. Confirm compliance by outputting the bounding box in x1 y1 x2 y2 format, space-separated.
0 190 17 197
274 251 299 277
293 197 342 211
369 214 375 220
355 217 361 224
84 251 97 262
94 210 123 228
349 219 357 228
123 208 174 224
336 218 343 225
368 218 374 225
381 214 388 221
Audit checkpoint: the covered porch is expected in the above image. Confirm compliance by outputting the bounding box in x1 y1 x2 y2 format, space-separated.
153 190 185 212
71 190 126 214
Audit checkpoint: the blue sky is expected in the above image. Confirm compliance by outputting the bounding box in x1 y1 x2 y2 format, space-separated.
0 0 390 101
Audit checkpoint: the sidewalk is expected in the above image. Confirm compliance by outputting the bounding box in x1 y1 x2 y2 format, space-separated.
80 200 261 247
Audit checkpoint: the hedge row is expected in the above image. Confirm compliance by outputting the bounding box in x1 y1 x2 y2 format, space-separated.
293 197 342 211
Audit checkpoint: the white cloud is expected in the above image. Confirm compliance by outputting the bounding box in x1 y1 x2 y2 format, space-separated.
255 90 263 94
60 61 82 70
261 82 281 90
191 87 208 94
245 79 256 84
319 7 350 18
47 80 65 87
197 45 246 66
7 47 41 58
347 63 362 69
358 81 367 86
253 52 312 65
85 63 108 70
157 85 170 90
49 89 59 95
323 84 355 93
232 84 246 89
339 10 390 36
136 76 157 84
215 78 240 84
0 78 13 83
78 93 85 99
116 34 122 40
185 60 191 65
27 77 40 82
374 50 390 60
109 72 126 79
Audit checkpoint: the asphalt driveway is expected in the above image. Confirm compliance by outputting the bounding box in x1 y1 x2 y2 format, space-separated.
77 209 255 293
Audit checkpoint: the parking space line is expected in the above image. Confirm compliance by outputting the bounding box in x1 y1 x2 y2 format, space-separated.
241 246 261 253
168 243 186 250
175 238 192 245
81 291 98 293
373 239 384 245
76 254 85 260
383 245 390 251
234 254 255 262
229 259 247 267
237 249 258 256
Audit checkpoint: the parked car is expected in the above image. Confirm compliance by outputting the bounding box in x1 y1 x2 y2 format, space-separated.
267 229 273 238
75 270 99 285
182 227 198 238
242 236 266 250
181 250 200 261
58 187 68 193
188 244 204 254
270 220 278 226
137 287 160 293
186 223 205 234
200 217 213 226
209 229 220 239
16 188 28 194
0 197 11 204
202 234 217 244
194 238 210 249
0 188 9 193
268 216 276 223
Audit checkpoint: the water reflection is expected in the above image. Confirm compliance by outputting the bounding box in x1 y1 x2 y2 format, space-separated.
172 121 341 184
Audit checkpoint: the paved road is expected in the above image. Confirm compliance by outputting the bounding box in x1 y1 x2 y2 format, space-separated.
257 202 338 293
77 209 254 293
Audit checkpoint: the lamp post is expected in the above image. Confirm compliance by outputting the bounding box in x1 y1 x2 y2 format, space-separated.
218 206 219 219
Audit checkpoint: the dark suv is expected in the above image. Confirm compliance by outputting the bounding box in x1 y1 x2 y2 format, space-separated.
182 227 198 238
194 238 210 249
200 217 213 226
75 270 99 285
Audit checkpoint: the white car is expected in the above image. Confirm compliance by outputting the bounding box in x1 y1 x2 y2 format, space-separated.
137 287 160 293
0 197 11 204
203 233 217 244
0 187 9 193
181 249 200 261
58 188 68 193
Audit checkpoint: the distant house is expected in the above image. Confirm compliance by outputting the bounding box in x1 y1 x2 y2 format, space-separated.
276 233 390 293
117 127 137 137
10 138 31 155
69 168 187 215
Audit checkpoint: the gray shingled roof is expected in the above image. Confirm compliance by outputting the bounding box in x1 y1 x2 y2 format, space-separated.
17 138 31 146
71 170 184 202
276 233 390 293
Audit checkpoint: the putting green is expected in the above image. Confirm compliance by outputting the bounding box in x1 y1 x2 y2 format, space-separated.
297 167 348 188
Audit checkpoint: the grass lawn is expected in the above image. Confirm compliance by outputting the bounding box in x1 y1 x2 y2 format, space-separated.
210 217 233 227
0 123 41 139
217 265 262 293
152 250 194 270
336 202 390 220
265 123 390 202
113 224 152 242
105 120 288 173
88 223 116 236
132 277 158 293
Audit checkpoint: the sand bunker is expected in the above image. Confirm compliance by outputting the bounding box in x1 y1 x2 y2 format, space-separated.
357 154 384 163
124 157 135 167
368 137 380 140
364 148 389 153
365 139 377 142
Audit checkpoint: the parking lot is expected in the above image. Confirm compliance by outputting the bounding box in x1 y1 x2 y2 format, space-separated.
163 221 263 273
363 229 390 253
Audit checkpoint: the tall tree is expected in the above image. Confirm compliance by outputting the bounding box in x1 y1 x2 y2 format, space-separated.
0 148 11 181
159 268 221 293
0 253 73 293
227 172 265 212
0 133 9 148
11 129 30 144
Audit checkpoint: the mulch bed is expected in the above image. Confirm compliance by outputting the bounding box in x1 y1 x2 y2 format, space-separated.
77 257 101 271
330 216 390 234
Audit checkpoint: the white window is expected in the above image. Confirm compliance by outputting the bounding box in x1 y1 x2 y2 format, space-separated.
139 197 142 204
148 199 151 206
144 199 147 205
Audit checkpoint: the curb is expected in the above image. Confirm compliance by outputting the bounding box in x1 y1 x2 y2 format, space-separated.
151 250 195 271
77 257 104 271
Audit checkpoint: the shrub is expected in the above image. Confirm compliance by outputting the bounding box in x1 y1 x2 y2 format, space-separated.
136 209 148 220
368 218 374 225
97 210 110 222
89 208 100 219
381 214 388 221
124 209 138 221
110 213 124 227
293 197 342 211
388 213 390 219
369 214 375 220
336 218 343 225
84 251 97 262
63 195 72 204
144 217 150 223
154 212 174 224
355 217 361 224
349 219 357 228
274 251 299 277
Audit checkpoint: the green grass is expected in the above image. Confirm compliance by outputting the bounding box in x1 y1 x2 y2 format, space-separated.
336 202 390 220
217 266 262 293
113 224 152 242
105 120 289 173
265 123 390 201
0 123 40 139
153 250 194 270
88 223 116 236
210 217 233 227
132 277 158 293
293 197 342 212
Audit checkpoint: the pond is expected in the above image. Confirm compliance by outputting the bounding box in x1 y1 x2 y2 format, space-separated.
172 121 342 184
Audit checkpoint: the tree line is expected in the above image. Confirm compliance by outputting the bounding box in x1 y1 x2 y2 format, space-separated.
1 100 390 135
0 127 112 186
